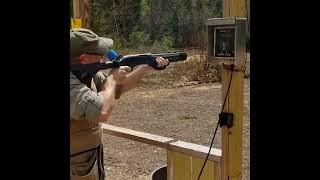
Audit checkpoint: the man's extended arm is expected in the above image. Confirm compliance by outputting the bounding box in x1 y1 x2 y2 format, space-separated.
114 57 169 98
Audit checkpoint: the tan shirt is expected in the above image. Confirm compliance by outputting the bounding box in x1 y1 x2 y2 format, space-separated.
70 71 108 121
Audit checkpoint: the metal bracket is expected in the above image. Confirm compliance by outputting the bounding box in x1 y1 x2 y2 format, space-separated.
219 112 234 128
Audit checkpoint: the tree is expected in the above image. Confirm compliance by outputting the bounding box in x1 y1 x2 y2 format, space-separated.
88 0 224 49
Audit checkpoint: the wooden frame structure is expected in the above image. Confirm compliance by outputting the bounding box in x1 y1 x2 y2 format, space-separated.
103 124 222 180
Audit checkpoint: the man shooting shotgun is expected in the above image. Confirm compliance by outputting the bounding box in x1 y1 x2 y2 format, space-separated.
70 28 186 180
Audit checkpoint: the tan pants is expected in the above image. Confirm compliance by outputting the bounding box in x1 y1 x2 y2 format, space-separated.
70 145 105 180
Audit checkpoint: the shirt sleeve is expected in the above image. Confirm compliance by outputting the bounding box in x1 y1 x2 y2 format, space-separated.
70 72 104 121
92 71 109 92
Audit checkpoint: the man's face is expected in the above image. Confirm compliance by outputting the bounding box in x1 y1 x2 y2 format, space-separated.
77 53 108 64
71 53 109 79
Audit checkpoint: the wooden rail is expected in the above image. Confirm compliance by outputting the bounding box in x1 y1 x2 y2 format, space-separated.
102 124 222 180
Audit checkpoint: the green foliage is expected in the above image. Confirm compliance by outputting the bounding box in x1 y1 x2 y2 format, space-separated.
88 0 225 50
129 31 150 49
113 36 128 50
137 0 151 32
161 35 174 49
150 40 162 52
149 35 174 52
208 0 223 17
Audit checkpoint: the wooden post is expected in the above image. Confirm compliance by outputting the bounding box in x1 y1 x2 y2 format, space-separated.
72 0 80 19
223 0 247 18
221 65 244 180
80 0 91 29
72 0 91 29
221 0 246 180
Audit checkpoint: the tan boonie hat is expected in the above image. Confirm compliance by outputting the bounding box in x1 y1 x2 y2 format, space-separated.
70 28 113 60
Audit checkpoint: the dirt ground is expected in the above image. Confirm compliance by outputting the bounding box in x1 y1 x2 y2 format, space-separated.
102 72 250 180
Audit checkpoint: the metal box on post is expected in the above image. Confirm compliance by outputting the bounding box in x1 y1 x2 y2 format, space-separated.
206 17 247 66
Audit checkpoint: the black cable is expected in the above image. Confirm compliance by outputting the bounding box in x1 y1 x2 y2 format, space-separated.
197 61 235 180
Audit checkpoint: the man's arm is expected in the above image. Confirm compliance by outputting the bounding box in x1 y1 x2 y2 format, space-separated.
97 76 117 122
92 66 149 99
70 68 128 123
115 57 169 97
116 65 153 94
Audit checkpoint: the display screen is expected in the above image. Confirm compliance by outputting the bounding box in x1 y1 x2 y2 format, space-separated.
214 27 235 57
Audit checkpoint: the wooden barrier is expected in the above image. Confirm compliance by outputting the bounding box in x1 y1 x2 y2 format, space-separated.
102 124 222 180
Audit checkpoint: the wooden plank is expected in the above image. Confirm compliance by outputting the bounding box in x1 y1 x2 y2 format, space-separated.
235 0 246 17
223 0 246 18
167 150 191 180
242 0 247 17
221 126 229 180
168 140 221 162
103 124 222 180
231 0 236 17
191 155 215 180
167 150 217 180
222 0 246 178
221 65 244 180
72 0 80 18
214 160 221 180
102 124 175 149
102 124 222 162
80 0 91 29
227 66 244 178
223 0 230 17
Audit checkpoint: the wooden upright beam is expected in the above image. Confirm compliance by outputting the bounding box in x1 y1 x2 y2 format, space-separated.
167 150 217 180
72 0 80 18
223 0 247 18
80 0 91 29
221 1 246 180
221 65 244 180
72 0 91 29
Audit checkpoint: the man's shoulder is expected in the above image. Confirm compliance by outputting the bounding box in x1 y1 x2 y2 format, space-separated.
70 72 87 93
70 72 78 81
